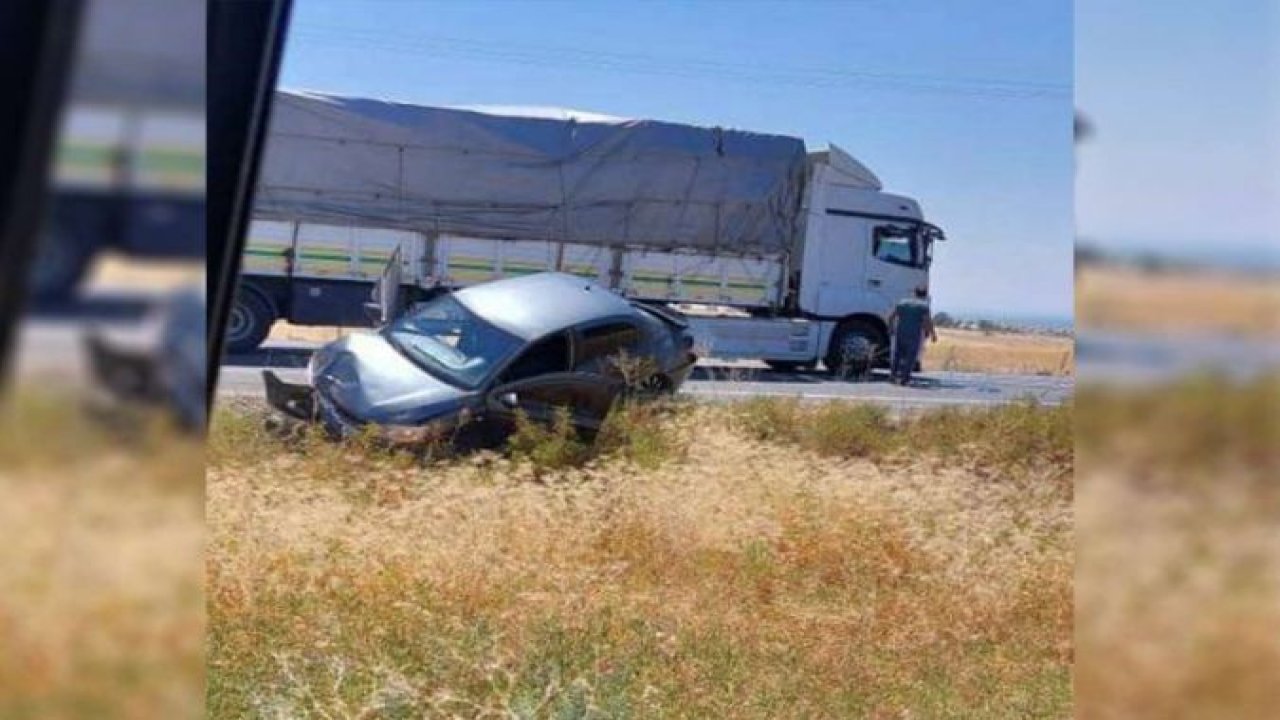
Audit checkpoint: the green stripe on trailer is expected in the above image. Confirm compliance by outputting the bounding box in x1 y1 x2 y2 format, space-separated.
631 273 674 284
58 143 203 172
297 250 353 262
244 246 288 257
449 260 497 273
58 144 114 168
680 277 721 288
135 148 204 174
449 269 494 283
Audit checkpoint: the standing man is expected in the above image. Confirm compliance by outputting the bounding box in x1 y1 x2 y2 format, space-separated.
887 286 937 385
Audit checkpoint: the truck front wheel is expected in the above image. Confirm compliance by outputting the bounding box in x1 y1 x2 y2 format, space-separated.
225 288 276 354
824 319 887 379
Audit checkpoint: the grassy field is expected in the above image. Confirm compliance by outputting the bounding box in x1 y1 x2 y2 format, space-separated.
925 328 1072 376
1075 374 1280 718
209 398 1072 718
0 393 205 718
1077 265 1279 337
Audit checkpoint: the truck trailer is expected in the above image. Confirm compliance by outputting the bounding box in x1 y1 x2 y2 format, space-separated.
231 90 946 373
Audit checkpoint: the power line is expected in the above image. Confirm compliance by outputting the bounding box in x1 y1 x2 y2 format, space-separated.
290 25 1070 102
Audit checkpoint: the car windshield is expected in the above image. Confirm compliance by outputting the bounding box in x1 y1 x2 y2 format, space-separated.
383 294 523 390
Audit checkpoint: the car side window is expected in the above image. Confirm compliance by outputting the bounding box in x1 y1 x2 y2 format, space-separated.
499 332 570 383
575 322 641 373
872 226 918 267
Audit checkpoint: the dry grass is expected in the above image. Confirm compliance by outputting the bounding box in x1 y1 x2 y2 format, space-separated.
209 400 1072 718
1076 265 1279 337
0 392 204 718
1075 374 1280 718
924 328 1074 376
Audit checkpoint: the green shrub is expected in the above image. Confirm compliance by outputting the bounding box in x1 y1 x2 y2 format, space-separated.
507 406 592 473
596 399 688 469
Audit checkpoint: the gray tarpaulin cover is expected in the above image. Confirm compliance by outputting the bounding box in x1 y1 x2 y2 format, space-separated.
255 90 808 256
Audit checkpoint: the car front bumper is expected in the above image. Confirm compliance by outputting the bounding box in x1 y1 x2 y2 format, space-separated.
262 369 471 447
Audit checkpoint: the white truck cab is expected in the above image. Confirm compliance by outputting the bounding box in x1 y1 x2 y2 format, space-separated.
681 146 942 371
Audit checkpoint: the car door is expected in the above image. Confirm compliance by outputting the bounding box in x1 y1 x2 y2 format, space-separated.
486 372 622 431
365 245 404 327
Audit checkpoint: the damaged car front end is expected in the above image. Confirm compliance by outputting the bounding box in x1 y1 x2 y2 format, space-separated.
264 272 697 446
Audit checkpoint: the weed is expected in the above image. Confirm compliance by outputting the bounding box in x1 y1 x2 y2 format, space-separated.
209 397 1073 717
507 406 592 474
735 395 1071 478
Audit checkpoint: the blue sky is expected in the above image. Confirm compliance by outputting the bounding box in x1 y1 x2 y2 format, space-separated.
1076 0 1278 265
278 0 1074 318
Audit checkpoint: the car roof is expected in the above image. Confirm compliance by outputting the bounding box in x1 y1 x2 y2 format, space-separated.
453 272 637 341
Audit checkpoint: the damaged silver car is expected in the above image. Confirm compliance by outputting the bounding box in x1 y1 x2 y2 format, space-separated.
264 271 696 444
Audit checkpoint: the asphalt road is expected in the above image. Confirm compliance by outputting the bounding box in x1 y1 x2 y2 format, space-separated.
216 339 1075 411
1076 330 1279 384
20 308 1278 412
9 290 165 382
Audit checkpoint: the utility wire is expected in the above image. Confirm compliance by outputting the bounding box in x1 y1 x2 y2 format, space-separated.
291 25 1070 102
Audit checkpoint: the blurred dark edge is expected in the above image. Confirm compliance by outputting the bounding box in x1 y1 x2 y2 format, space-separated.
0 0 85 386
207 0 293 414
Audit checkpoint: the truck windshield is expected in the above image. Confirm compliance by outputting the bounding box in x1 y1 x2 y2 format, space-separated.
383 295 523 390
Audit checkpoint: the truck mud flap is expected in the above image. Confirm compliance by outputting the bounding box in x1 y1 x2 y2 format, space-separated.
263 370 317 421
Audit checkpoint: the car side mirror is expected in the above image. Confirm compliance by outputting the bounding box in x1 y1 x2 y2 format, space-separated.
498 391 518 409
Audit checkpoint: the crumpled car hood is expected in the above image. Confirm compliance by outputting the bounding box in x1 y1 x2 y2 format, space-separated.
309 332 469 424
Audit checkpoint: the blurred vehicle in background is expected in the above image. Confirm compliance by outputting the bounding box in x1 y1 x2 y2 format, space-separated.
15 0 210 432
87 284 207 431
33 0 203 302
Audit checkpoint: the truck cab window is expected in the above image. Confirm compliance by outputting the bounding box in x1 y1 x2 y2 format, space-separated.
873 226 919 268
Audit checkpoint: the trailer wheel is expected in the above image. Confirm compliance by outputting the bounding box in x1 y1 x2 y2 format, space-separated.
225 288 276 354
824 319 886 378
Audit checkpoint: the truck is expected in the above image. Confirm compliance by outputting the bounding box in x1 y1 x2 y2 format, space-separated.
232 90 946 374
35 0 204 300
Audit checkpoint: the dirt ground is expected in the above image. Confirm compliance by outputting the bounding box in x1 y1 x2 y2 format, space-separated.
85 253 204 292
